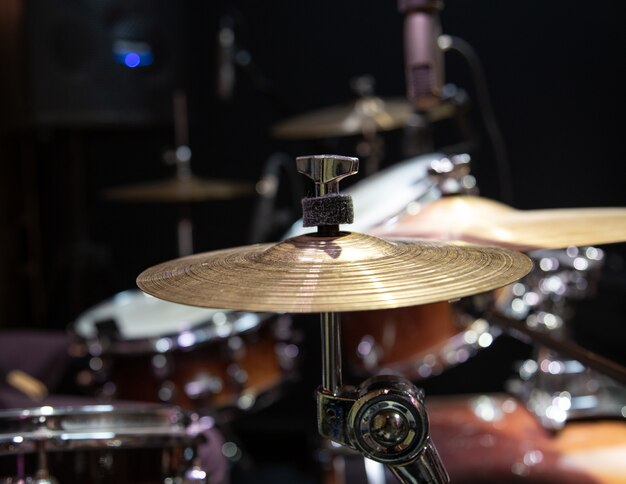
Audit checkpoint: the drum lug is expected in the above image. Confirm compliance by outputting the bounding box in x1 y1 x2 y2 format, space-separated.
355 334 382 372
227 336 246 361
225 363 246 387
159 380 178 402
184 373 224 400
152 354 173 379
274 341 299 371
181 463 208 483
272 314 295 341
427 153 476 196
99 381 117 399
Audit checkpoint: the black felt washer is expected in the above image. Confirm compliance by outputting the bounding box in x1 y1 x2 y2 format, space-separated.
302 194 354 227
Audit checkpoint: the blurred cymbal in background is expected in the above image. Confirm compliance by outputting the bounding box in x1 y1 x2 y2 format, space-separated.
371 195 626 251
102 174 256 203
271 96 455 140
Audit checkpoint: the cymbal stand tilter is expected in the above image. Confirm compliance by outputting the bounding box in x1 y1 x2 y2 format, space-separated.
296 155 449 483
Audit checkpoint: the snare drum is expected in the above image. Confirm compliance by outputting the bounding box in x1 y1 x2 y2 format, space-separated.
0 403 209 483
322 394 626 483
71 290 299 419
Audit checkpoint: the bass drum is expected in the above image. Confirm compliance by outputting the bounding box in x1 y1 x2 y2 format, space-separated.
71 290 299 421
322 394 626 483
0 403 213 484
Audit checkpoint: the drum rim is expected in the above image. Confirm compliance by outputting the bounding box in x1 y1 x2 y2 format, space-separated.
0 403 202 454
70 289 280 355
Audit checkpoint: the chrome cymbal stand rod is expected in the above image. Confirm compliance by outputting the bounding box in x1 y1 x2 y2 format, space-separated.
297 154 448 483
321 311 343 395
177 209 193 257
172 90 194 257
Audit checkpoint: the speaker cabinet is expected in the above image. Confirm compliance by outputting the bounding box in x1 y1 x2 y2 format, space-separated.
24 0 189 126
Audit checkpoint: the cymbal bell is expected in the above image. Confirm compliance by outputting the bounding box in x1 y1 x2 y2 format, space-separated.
370 195 626 251
103 174 256 203
137 231 532 313
271 97 453 140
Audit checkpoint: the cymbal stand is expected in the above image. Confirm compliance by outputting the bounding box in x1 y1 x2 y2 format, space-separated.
296 155 449 484
500 247 626 429
170 90 194 257
350 76 385 177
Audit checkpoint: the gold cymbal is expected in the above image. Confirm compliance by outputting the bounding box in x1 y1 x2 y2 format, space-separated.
137 231 532 313
271 97 426 140
370 195 626 251
103 174 256 203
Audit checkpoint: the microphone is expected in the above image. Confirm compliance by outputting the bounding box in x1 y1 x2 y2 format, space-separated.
398 0 444 112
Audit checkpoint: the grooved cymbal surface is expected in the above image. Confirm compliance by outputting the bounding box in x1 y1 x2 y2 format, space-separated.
137 232 532 313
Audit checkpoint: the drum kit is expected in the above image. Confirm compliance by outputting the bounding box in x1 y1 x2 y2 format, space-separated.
3 140 626 482
2 77 626 484
126 150 624 483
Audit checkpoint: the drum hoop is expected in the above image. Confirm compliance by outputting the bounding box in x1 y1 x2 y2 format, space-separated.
0 404 200 455
71 290 279 355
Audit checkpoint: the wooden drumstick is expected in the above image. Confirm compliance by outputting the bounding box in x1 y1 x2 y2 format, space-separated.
1 367 48 400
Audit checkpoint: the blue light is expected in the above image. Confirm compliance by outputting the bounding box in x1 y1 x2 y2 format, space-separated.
113 40 155 68
124 52 141 68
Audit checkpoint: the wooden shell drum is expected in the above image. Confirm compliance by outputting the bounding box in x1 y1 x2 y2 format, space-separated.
341 300 499 380
0 403 209 483
71 290 299 420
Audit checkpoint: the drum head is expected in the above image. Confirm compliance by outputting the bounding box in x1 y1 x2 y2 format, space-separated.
72 289 269 354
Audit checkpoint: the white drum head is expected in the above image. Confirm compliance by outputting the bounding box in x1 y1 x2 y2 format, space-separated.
72 290 266 352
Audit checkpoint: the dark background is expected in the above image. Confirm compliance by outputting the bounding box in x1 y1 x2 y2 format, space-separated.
1 1 624 482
